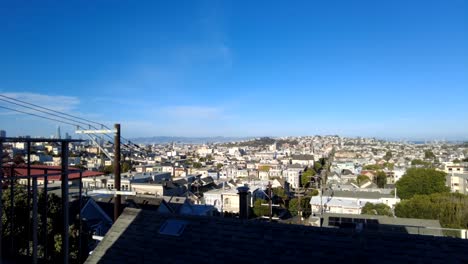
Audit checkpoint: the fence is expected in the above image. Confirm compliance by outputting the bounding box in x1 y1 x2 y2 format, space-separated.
1 137 84 264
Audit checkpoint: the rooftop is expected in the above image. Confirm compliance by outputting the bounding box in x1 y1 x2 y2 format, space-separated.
86 208 468 264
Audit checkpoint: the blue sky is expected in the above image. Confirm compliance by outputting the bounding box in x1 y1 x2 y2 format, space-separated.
0 0 467 140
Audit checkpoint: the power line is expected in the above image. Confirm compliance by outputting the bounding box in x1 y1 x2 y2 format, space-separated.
0 94 143 155
0 105 80 127
0 97 92 128
0 94 106 127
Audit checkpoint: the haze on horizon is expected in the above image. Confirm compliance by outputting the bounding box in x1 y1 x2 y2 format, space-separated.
0 1 467 140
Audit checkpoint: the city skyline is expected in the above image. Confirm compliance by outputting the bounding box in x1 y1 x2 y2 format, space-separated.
1 1 467 139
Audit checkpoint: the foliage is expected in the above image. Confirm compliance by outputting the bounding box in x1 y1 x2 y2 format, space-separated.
452 159 461 163
363 164 382 171
216 163 223 170
121 161 132 173
395 168 449 199
361 203 393 216
374 171 387 188
288 197 311 217
356 175 371 185
424 150 436 160
411 159 432 167
1 186 90 263
100 161 132 174
258 165 271 172
313 162 322 172
383 151 393 161
383 162 394 170
306 189 319 197
301 168 315 187
272 187 288 200
395 193 468 229
252 199 270 217
193 162 202 169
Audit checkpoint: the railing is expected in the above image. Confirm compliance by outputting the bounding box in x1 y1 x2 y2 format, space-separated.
1 137 84 264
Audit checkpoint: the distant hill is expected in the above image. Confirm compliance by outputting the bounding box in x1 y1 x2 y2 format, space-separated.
220 137 299 148
129 136 252 144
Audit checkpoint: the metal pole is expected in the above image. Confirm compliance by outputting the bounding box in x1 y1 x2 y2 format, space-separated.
43 169 48 261
27 141 31 257
61 142 69 264
10 165 14 254
114 124 121 221
32 171 38 264
268 181 272 222
78 171 83 263
0 140 3 260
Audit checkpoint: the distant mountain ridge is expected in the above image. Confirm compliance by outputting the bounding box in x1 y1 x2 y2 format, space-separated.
129 136 253 144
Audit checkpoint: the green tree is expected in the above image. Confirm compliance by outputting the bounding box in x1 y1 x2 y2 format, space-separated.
374 171 387 188
272 187 288 201
288 197 311 217
122 161 132 173
193 162 202 169
259 165 271 172
301 168 315 187
361 203 393 216
101 165 114 174
383 162 394 170
356 175 371 185
313 162 322 172
411 159 432 167
395 193 468 229
395 168 449 199
363 164 382 170
306 189 319 197
383 151 393 161
424 150 436 160
252 199 270 217
2 186 91 262
216 163 223 170
453 159 461 163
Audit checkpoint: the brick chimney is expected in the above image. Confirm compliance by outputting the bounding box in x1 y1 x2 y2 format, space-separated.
237 186 250 219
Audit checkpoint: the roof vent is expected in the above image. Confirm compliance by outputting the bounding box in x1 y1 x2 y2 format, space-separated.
159 220 187 237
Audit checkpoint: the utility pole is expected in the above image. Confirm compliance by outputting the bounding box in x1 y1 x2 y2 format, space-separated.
114 124 121 221
268 181 272 222
75 124 121 221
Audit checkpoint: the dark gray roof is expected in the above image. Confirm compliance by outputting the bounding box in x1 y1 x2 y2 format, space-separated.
86 208 468 264
291 154 314 160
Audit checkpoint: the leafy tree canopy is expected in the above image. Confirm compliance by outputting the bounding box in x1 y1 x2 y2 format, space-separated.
252 199 270 217
383 151 393 161
363 164 382 171
357 175 371 185
301 168 316 187
424 150 436 160
374 171 387 188
361 203 393 216
395 168 449 199
395 193 468 229
411 159 432 168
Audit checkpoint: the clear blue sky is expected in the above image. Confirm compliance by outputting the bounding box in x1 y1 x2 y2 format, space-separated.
1 0 467 140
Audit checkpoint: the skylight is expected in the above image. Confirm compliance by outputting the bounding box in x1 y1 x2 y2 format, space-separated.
158 220 188 237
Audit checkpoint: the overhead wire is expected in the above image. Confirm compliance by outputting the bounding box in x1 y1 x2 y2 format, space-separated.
0 94 145 155
0 105 81 127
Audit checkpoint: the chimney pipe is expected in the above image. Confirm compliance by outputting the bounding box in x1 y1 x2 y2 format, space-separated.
237 186 250 220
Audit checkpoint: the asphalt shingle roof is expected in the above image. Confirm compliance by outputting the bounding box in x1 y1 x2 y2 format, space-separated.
86 208 468 264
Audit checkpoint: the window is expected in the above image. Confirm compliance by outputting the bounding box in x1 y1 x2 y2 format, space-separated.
224 198 230 205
